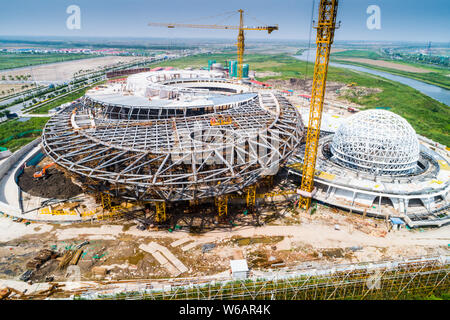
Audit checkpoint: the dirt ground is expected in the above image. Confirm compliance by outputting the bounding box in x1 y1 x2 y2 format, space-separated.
0 56 145 81
267 77 381 111
0 200 448 285
0 84 34 98
18 166 82 199
267 78 345 93
254 71 282 78
336 58 432 73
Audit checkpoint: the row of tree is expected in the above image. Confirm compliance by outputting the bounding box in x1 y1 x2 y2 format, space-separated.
1 74 32 81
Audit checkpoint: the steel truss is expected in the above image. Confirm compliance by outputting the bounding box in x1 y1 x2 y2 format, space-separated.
42 84 304 202
331 110 420 176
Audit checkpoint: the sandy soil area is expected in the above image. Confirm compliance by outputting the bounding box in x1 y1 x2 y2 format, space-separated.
0 84 34 98
336 58 432 73
1 203 448 284
255 71 282 78
0 56 145 81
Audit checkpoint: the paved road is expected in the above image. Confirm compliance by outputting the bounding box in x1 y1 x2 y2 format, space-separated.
0 54 184 117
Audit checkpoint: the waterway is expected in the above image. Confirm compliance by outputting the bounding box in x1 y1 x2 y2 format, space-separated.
294 50 450 106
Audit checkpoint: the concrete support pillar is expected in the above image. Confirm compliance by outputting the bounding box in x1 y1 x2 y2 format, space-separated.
325 185 331 199
403 198 409 215
378 196 382 214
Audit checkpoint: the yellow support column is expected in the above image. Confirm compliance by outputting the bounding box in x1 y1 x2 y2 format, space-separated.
155 201 166 222
215 195 228 217
246 185 256 212
101 193 112 210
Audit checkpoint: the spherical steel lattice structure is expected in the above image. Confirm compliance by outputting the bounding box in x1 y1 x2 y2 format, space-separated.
330 110 420 176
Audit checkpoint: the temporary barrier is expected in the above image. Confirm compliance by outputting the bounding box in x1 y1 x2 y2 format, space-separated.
26 152 45 167
0 129 42 146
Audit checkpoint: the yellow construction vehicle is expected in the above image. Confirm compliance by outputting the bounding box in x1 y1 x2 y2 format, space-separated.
148 9 278 79
298 0 340 210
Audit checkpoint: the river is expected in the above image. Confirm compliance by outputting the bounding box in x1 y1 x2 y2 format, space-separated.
294 50 450 106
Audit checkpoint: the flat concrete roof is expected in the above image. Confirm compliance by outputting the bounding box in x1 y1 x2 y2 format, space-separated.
86 92 258 109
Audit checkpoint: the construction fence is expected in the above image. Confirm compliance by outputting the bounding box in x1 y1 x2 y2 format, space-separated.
79 256 449 300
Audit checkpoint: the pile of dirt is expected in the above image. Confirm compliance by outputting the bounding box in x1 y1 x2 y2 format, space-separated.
18 166 82 199
266 78 345 93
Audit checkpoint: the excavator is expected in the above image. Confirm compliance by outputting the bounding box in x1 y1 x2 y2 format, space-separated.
33 162 55 179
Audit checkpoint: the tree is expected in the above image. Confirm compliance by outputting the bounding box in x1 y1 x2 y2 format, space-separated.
4 110 11 118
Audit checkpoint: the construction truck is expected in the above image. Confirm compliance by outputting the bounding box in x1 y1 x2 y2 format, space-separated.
33 162 55 179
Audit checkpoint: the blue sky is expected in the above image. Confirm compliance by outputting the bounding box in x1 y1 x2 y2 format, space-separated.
0 0 449 42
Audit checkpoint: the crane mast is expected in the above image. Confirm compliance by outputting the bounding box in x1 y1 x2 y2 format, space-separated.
237 9 245 80
148 9 278 80
299 0 339 210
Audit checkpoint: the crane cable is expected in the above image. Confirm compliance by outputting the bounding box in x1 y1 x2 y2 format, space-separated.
175 10 237 24
305 0 316 81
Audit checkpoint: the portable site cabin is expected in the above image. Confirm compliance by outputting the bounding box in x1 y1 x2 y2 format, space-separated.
230 259 249 279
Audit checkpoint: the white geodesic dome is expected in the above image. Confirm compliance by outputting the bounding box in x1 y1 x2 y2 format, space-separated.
330 109 420 176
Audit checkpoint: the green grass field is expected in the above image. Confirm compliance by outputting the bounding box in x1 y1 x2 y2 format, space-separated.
333 49 384 60
150 53 449 146
331 50 450 90
31 87 87 114
0 52 95 71
0 117 49 152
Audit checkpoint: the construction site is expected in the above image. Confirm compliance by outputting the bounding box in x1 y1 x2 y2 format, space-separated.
0 1 448 300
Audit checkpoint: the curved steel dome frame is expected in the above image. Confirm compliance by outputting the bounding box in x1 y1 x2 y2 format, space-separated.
41 71 304 202
330 110 420 176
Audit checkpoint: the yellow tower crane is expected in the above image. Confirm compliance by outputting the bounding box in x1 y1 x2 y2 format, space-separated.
298 0 340 210
148 9 278 79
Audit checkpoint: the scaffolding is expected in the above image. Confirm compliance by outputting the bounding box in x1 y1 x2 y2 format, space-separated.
85 256 449 300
